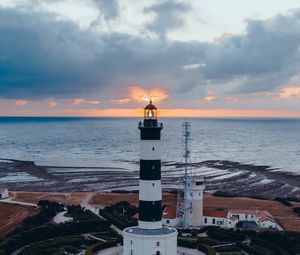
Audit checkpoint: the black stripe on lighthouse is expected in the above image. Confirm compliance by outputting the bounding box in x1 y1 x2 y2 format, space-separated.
139 200 162 221
140 160 161 180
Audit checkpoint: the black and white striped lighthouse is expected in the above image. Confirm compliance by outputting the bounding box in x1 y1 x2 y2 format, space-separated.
123 101 177 255
138 100 163 229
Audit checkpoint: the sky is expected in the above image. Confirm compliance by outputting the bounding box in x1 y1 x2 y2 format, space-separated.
1 0 300 117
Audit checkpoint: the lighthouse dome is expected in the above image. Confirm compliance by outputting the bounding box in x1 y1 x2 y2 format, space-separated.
144 100 157 110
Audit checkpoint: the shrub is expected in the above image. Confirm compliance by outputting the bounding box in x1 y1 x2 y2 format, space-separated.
177 238 197 249
198 243 215 255
0 220 110 254
212 190 236 198
293 207 300 217
274 197 292 207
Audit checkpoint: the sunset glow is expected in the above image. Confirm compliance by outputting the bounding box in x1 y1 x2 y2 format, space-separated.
129 86 169 102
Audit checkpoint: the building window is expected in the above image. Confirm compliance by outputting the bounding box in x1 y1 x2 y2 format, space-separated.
152 183 155 187
212 219 215 224
130 240 133 245
204 218 207 223
152 147 155 151
130 250 133 255
152 165 155 169
246 214 248 219
166 220 170 224
156 251 161 255
190 192 193 197
156 242 160 246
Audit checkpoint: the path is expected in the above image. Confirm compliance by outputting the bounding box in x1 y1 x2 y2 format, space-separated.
177 247 206 255
53 210 73 224
95 246 123 255
0 198 37 207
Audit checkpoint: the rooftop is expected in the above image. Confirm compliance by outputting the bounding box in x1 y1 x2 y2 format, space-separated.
124 226 176 236
204 208 228 218
163 206 177 219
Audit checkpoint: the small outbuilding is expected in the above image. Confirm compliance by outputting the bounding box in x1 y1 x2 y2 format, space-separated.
0 187 9 199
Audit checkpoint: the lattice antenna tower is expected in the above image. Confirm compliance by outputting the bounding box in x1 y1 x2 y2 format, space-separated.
176 121 192 228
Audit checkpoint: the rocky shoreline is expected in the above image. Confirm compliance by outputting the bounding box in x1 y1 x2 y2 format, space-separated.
0 158 299 199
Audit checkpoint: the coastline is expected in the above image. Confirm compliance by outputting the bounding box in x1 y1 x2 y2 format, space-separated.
0 158 299 199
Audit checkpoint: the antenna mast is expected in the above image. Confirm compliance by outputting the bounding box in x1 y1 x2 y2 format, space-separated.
176 121 192 228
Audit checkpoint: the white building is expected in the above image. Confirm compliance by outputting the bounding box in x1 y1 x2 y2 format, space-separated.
228 209 282 230
163 206 179 227
185 179 205 227
0 187 9 199
164 206 282 230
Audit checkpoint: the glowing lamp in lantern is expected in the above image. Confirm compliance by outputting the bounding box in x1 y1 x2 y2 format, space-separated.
144 100 157 119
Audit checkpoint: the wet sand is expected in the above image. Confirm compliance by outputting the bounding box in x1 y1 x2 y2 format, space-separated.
0 158 299 198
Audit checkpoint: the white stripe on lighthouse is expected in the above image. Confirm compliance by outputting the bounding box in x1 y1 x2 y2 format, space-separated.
140 140 161 160
139 180 162 201
138 220 162 229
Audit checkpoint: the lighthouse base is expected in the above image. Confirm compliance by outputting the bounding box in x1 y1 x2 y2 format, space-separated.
123 226 177 255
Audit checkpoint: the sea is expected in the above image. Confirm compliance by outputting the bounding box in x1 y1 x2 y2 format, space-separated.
0 117 300 174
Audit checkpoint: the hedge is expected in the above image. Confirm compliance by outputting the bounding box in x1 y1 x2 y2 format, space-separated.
99 210 136 230
198 243 215 255
251 237 289 255
177 238 197 249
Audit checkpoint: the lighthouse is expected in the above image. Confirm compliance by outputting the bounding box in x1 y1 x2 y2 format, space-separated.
123 101 177 255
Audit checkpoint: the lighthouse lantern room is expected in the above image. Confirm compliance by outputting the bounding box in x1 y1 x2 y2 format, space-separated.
123 101 177 255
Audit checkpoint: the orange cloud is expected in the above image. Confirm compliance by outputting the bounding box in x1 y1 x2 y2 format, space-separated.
15 100 27 107
276 85 300 99
128 86 169 102
48 101 57 107
203 90 217 102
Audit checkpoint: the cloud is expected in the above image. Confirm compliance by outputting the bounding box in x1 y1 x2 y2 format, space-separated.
144 0 190 38
271 85 300 99
128 86 169 102
92 0 119 20
1 3 300 108
203 90 217 102
72 98 100 105
110 98 131 104
48 101 58 107
15 100 28 107
183 63 206 70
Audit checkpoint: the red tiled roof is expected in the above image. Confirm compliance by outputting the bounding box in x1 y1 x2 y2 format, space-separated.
229 209 275 222
163 206 177 219
204 208 228 218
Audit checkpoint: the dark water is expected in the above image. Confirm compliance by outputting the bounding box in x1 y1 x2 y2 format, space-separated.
0 117 300 173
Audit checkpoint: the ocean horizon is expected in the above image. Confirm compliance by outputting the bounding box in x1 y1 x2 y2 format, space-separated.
1 117 300 173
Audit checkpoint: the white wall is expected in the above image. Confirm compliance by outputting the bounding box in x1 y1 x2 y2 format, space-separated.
163 218 179 227
139 180 162 201
203 216 226 227
0 189 9 199
140 140 161 160
123 228 177 255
